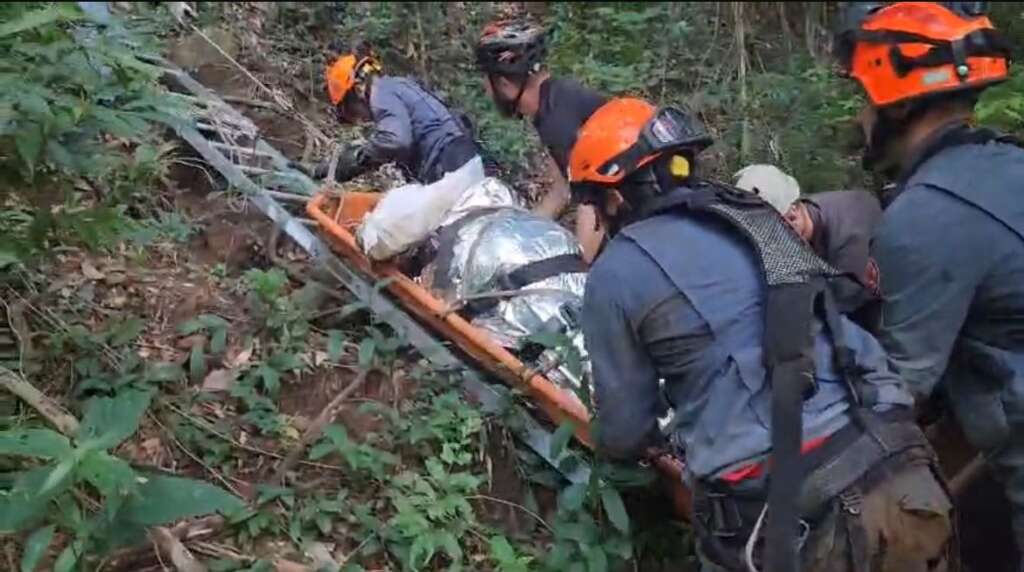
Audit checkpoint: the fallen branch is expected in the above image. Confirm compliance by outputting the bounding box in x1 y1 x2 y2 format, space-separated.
272 369 371 484
102 515 225 572
150 526 207 572
221 95 279 110
0 365 79 436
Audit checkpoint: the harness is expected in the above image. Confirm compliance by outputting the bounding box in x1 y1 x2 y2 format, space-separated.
643 181 935 572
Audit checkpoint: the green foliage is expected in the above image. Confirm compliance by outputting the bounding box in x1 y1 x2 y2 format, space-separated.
49 315 185 395
310 424 398 481
0 3 184 266
548 4 685 95
383 460 482 570
978 64 1024 136
178 313 230 381
0 389 242 564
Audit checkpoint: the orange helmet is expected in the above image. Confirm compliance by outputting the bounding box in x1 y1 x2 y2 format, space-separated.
568 98 711 188
836 2 1010 107
325 54 382 106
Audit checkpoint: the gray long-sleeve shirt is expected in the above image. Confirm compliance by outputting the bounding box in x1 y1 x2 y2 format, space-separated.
582 205 912 480
873 127 1024 541
805 190 881 288
366 76 476 182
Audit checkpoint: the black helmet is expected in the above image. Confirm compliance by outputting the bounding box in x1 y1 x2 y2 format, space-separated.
475 20 547 76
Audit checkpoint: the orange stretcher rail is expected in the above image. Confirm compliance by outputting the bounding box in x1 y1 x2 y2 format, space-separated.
307 189 692 517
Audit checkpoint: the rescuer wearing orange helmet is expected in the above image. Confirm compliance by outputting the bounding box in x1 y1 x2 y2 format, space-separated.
321 46 486 187
838 1 1024 565
570 97 949 571
475 20 608 264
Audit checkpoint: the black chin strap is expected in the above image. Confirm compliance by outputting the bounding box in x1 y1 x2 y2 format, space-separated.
489 75 528 119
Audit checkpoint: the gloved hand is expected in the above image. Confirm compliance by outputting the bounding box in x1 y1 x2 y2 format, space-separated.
286 144 370 182
331 144 370 182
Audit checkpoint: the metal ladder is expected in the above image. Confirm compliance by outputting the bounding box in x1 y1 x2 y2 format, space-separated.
148 57 590 484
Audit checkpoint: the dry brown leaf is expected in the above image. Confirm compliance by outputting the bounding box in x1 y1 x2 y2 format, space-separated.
81 260 105 280
202 368 238 392
151 526 207 572
226 345 254 368
105 292 128 309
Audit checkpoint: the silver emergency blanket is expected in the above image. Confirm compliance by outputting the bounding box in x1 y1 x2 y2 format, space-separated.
421 180 590 395
440 176 523 226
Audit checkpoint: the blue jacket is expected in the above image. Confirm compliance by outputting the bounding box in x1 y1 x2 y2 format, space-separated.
367 76 476 182
873 126 1024 539
582 202 913 481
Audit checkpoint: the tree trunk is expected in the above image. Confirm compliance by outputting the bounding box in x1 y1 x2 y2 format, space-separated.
805 1 819 62
735 2 751 162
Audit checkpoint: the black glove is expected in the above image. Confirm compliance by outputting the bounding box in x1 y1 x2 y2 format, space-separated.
287 145 370 182
331 144 370 182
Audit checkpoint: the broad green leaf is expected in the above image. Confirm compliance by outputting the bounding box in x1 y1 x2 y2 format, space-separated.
15 123 43 171
40 456 78 496
0 468 66 532
198 314 229 329
600 486 630 534
357 338 376 368
327 330 345 361
269 352 301 371
119 474 244 526
585 546 608 572
76 389 152 449
0 249 22 269
438 530 463 561
558 482 588 513
19 524 55 572
17 93 50 117
144 362 185 383
79 451 136 497
408 534 438 568
549 421 576 459
0 4 83 38
108 317 144 347
258 365 280 393
308 442 333 460
0 429 71 459
210 327 227 355
52 544 78 572
177 318 205 335
190 344 207 382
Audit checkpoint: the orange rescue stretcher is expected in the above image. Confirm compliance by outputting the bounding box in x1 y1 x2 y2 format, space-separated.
307 189 692 518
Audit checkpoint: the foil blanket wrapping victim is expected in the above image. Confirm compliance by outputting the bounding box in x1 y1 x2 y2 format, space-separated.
422 179 590 396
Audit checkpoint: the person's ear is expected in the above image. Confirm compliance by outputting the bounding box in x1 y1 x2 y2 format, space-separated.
888 102 914 121
605 189 626 216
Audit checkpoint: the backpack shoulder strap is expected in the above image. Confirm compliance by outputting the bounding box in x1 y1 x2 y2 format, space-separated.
673 180 840 572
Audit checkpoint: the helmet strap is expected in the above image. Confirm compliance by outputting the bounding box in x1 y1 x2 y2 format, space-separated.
489 75 528 119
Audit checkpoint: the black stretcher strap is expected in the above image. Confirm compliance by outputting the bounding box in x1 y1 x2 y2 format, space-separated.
501 253 589 290
464 253 588 318
431 207 505 291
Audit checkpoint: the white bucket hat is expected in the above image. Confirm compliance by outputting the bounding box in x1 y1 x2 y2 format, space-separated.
733 164 801 214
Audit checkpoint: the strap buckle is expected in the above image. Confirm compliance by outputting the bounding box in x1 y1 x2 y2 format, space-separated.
839 488 864 516
706 491 744 538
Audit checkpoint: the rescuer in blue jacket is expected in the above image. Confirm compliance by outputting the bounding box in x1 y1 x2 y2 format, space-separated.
837 0 1024 563
568 96 950 571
